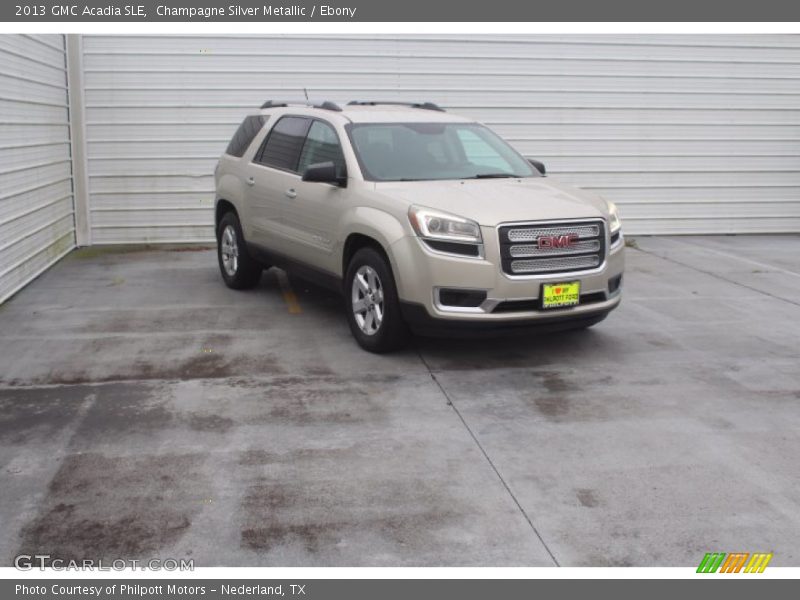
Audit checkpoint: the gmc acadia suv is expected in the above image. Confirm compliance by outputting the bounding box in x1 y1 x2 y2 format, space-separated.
214 100 624 352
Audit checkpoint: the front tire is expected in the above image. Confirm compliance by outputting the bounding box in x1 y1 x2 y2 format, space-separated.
344 247 408 353
217 211 262 290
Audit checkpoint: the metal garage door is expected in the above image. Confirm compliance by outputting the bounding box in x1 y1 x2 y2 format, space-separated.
80 34 800 241
0 34 75 304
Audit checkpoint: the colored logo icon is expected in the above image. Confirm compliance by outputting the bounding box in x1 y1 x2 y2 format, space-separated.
697 552 773 573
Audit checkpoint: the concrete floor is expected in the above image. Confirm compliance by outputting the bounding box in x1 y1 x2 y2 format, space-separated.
0 235 798 567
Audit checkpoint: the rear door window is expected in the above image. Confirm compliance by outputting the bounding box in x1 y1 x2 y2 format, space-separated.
256 116 312 172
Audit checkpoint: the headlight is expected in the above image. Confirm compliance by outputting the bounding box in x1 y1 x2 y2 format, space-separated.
608 203 622 234
408 206 483 244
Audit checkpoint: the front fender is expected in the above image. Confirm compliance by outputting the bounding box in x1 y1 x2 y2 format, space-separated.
337 206 409 280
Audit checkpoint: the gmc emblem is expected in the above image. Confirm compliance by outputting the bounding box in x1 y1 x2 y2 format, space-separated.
537 233 578 249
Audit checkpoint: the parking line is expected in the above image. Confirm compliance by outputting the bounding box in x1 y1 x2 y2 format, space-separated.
663 236 800 278
414 346 561 567
276 271 303 314
636 244 800 309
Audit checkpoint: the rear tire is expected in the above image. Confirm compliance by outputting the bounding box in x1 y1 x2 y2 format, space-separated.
217 211 262 290
344 247 408 353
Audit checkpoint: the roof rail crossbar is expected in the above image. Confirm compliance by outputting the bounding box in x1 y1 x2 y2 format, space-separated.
260 100 342 112
347 101 445 112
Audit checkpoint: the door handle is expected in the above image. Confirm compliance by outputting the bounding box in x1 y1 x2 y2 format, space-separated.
285 188 297 199
246 177 255 186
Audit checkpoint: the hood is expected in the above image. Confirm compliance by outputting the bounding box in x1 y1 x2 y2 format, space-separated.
373 177 609 226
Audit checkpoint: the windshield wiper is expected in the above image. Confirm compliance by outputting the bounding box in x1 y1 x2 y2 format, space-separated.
390 174 519 182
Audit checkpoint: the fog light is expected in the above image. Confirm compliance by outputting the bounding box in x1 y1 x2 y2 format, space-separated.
437 288 487 308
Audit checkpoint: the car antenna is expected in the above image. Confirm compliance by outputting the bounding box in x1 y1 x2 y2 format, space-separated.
303 88 309 101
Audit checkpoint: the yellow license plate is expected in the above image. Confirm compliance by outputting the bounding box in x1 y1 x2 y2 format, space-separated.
542 281 581 309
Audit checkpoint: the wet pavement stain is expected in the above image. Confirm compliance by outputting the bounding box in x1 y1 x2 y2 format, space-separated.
239 477 463 556
20 352 285 386
576 488 600 508
237 447 357 467
241 523 339 554
533 395 571 418
416 331 593 371
235 440 468 558
83 311 276 334
303 366 336 376
130 348 283 382
238 449 278 466
580 552 636 567
0 386 88 444
68 245 213 261
707 416 736 430
17 452 205 560
259 387 381 425
529 371 578 418
224 376 390 426
188 414 235 433
69 383 175 443
534 370 580 394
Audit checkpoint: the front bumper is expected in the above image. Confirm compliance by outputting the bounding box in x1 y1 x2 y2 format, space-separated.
388 224 624 330
399 300 615 337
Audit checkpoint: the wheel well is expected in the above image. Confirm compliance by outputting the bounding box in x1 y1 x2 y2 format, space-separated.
342 233 389 274
215 200 237 232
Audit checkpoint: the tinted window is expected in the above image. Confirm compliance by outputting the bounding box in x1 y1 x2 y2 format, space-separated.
349 122 536 182
225 115 265 158
257 116 311 171
297 121 346 178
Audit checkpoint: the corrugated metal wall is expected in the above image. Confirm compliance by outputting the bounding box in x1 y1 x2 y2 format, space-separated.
0 34 75 304
80 34 800 242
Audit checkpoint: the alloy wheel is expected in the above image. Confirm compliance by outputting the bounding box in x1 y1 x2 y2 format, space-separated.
351 265 384 335
220 224 239 277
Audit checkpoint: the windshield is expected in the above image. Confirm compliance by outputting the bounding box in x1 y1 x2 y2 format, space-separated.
348 122 538 182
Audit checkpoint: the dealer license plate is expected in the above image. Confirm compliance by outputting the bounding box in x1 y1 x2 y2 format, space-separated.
541 281 581 309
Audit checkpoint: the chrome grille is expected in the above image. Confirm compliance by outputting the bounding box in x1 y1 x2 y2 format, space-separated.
510 255 601 274
509 239 601 258
498 220 606 276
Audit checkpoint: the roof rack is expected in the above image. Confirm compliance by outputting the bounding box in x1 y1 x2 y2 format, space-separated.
347 101 445 112
260 100 342 112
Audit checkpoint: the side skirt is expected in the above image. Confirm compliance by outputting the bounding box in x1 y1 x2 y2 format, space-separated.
246 242 344 295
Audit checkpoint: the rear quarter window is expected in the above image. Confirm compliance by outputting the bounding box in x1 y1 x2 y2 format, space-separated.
225 115 266 158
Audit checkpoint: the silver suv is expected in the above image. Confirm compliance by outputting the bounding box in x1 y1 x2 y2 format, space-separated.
215 100 624 352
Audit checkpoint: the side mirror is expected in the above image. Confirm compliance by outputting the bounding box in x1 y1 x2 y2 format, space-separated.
528 158 546 176
302 161 346 186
